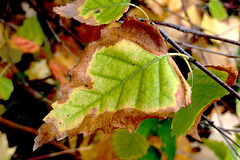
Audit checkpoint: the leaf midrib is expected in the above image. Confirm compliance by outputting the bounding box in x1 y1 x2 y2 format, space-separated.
74 54 169 115
81 3 130 12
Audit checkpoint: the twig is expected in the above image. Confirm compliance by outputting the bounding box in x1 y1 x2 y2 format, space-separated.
26 0 86 48
152 20 240 45
219 128 240 133
11 65 54 109
0 63 12 78
28 146 92 160
221 132 239 159
176 41 240 58
0 116 77 155
180 0 194 28
202 115 240 157
149 21 240 101
46 20 79 62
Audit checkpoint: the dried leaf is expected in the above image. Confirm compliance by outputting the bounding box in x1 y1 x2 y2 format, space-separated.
33 18 191 150
0 131 16 160
53 0 130 25
49 59 68 86
25 59 51 81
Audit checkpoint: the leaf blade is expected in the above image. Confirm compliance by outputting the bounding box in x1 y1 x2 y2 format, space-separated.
0 76 14 100
171 66 237 138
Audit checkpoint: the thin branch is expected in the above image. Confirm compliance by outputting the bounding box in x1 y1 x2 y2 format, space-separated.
46 20 79 62
28 146 92 160
202 115 240 157
26 0 86 48
176 41 240 58
0 63 12 78
152 20 240 45
0 116 77 156
219 128 240 133
149 20 240 101
180 0 194 28
11 65 54 109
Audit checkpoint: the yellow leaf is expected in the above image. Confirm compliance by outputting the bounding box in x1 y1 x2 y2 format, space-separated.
25 59 51 81
201 13 240 43
0 131 16 160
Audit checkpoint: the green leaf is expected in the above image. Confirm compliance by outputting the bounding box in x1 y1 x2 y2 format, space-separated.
0 76 14 100
158 119 176 160
78 0 130 25
137 146 161 160
49 40 181 133
172 67 232 137
134 118 159 138
113 129 149 160
202 138 228 160
0 23 23 63
209 0 228 20
17 17 45 45
34 19 191 150
54 0 130 25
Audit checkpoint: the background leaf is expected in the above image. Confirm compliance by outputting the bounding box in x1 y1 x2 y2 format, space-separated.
134 118 158 138
54 0 130 25
0 76 14 100
137 146 161 160
17 17 45 46
202 138 227 160
157 119 176 160
0 131 16 160
113 129 149 160
171 66 237 139
209 0 228 20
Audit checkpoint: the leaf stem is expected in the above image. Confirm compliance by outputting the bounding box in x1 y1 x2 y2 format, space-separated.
128 3 150 20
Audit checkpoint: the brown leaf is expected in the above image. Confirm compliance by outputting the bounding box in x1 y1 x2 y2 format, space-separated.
49 59 69 87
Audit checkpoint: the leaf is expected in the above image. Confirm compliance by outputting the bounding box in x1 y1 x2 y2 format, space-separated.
10 34 40 53
134 118 158 138
0 24 23 63
202 138 227 160
0 131 16 160
209 0 228 20
137 146 161 160
171 65 237 139
33 18 191 150
53 0 130 25
49 59 68 86
17 17 45 46
25 59 51 81
157 119 176 160
0 76 14 100
80 131 118 160
113 129 149 160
